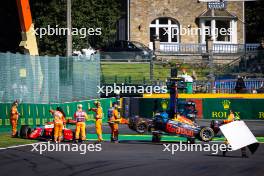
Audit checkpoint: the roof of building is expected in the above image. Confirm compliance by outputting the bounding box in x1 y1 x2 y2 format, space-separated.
198 9 237 19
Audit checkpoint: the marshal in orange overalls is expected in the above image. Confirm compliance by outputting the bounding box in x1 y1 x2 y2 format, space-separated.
108 103 119 142
224 111 235 124
90 102 103 142
74 104 88 142
50 109 65 143
10 101 19 137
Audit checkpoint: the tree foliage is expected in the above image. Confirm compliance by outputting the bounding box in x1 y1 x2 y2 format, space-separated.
245 1 264 43
71 0 122 50
30 0 122 56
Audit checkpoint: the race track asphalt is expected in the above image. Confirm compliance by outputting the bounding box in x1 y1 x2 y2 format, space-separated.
0 119 263 176
0 140 263 176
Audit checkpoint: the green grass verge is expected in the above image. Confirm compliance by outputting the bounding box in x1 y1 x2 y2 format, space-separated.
87 134 264 143
0 133 38 148
101 63 153 84
101 62 211 84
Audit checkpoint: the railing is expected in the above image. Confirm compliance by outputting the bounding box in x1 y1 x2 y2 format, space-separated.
245 43 261 52
193 78 264 93
213 44 243 53
160 43 260 54
213 78 264 93
161 43 206 54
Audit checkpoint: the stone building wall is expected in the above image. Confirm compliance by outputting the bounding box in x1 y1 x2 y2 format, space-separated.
129 0 244 46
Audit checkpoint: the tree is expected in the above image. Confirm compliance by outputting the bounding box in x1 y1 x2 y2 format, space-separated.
71 0 122 50
30 0 67 56
245 1 264 43
30 0 122 56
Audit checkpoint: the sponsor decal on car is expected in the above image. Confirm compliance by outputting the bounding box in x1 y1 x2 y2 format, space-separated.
166 123 194 137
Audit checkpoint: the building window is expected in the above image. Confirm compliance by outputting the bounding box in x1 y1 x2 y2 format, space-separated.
149 17 179 43
150 27 156 42
216 20 231 42
200 19 236 43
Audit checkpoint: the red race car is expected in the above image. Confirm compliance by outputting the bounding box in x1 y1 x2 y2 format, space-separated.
19 119 76 141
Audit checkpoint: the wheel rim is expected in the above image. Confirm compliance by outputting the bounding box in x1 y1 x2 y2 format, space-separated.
137 123 146 133
202 129 212 141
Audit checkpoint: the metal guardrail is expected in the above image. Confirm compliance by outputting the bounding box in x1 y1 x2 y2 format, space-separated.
160 43 260 54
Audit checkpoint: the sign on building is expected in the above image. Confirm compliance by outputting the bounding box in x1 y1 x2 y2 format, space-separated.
208 0 227 9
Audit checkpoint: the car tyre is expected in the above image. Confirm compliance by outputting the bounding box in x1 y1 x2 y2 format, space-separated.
20 125 31 139
199 127 214 142
135 122 147 134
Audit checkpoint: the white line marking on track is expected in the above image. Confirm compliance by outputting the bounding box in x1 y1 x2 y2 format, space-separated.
0 142 47 150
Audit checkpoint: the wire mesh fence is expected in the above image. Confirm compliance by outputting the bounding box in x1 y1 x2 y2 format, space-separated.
0 52 100 104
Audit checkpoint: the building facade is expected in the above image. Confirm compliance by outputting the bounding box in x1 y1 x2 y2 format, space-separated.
127 0 245 53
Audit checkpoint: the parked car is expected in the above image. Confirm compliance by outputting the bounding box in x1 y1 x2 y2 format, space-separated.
100 40 154 60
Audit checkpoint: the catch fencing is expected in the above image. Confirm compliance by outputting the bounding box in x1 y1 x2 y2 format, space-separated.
0 52 100 104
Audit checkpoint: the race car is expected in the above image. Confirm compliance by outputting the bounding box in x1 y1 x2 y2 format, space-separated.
128 116 153 134
173 101 197 121
129 113 215 143
128 67 216 143
151 113 215 143
210 120 223 136
19 119 76 141
128 100 198 134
